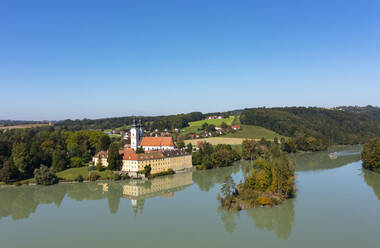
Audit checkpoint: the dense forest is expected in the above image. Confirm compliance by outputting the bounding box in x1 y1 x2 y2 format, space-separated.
0 127 113 183
55 112 204 131
362 138 380 173
240 107 380 148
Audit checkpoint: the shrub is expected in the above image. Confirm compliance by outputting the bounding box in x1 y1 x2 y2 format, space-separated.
34 165 58 185
257 196 272 206
121 174 130 180
96 164 106 171
88 171 99 181
88 166 96 171
75 175 84 182
112 173 121 181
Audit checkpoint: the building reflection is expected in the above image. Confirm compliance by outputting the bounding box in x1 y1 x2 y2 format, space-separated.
121 172 193 215
0 162 296 239
0 171 193 220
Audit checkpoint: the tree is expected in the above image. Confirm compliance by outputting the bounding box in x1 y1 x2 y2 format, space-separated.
34 165 58 185
70 157 84 168
221 122 228 129
176 140 185 149
51 147 69 172
362 138 380 173
0 161 20 184
97 135 111 152
11 142 30 177
186 143 193 153
136 147 145 154
221 176 236 198
107 142 122 171
142 165 151 177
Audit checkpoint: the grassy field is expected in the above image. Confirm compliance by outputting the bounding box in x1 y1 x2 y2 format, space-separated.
0 123 49 130
185 137 244 146
224 125 284 140
184 125 284 146
19 167 116 184
181 116 236 136
56 167 114 180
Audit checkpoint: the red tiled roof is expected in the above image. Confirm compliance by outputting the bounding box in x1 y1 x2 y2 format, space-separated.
232 125 241 128
140 137 174 147
123 150 165 161
94 150 108 158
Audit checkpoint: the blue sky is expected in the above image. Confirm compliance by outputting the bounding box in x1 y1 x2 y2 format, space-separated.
1 0 379 120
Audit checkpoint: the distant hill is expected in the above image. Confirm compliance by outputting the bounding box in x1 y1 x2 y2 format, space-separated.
335 105 380 122
240 107 380 145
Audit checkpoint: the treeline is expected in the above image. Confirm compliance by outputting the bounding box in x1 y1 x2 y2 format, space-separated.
55 112 204 131
362 138 380 173
192 142 241 170
240 107 380 149
0 127 112 183
145 112 203 131
0 120 48 127
336 105 380 122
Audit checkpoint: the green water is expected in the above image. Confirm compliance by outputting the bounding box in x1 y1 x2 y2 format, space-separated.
1 145 380 247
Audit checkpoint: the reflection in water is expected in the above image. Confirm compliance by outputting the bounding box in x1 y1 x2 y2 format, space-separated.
0 172 193 220
296 145 362 171
363 169 380 200
216 199 295 239
245 199 295 240
192 161 249 192
122 172 193 215
0 159 295 239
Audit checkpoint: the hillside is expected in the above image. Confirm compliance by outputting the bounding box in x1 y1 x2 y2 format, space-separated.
224 125 283 140
181 116 235 136
240 107 380 145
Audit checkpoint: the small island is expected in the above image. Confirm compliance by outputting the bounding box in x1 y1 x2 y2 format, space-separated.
219 143 295 211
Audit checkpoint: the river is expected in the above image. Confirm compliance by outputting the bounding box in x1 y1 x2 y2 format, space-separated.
1 145 380 247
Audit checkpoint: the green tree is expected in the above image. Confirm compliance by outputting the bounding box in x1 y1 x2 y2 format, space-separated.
221 176 236 198
136 147 145 154
142 165 152 177
34 165 58 185
97 135 111 152
107 142 122 171
186 143 193 153
176 140 185 149
362 138 380 173
12 142 31 177
0 161 20 184
51 147 69 172
221 122 228 129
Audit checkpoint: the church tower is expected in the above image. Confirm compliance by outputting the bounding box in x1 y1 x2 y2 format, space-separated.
130 119 139 150
131 119 144 150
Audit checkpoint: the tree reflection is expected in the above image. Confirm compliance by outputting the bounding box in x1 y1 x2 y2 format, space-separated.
245 199 295 239
363 169 380 200
192 163 242 192
0 171 194 220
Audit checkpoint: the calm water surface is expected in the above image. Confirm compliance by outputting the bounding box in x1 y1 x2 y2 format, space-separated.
1 145 380 248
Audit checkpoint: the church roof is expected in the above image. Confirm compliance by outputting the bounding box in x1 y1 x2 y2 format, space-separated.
140 137 175 147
